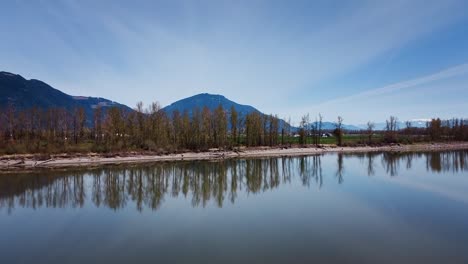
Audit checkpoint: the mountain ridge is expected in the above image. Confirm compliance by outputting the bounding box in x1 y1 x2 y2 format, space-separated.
162 93 260 116
0 71 133 125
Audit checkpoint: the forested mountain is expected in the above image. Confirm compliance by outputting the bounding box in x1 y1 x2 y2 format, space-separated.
162 93 260 117
0 71 132 124
162 93 296 131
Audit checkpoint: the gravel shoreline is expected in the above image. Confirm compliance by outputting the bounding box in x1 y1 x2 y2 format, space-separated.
1 142 468 172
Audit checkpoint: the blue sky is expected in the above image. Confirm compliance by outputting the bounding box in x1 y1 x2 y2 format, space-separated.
1 0 468 124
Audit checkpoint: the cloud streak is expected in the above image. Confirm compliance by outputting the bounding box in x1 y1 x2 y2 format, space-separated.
315 63 468 107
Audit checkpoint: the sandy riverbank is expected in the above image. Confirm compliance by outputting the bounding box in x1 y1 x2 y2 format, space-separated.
1 142 468 172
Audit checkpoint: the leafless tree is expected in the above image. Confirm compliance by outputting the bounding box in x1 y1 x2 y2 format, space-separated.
334 116 344 146
384 116 398 143
367 121 375 144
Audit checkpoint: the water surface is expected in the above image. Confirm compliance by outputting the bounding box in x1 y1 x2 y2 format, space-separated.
1 150 468 263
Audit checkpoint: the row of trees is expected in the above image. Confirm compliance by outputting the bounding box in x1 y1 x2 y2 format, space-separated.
1 102 467 154
0 103 287 154
374 116 468 144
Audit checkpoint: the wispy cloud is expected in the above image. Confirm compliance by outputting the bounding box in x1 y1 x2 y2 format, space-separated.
315 63 468 107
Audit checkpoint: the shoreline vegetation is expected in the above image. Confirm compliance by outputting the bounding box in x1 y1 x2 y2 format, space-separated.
2 102 467 172
1 142 468 172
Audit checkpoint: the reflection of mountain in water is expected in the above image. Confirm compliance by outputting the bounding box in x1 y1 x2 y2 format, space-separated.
1 151 467 213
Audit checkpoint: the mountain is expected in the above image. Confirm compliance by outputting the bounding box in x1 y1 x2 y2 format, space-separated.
162 93 295 130
0 71 133 124
162 93 363 131
162 93 260 117
315 122 361 131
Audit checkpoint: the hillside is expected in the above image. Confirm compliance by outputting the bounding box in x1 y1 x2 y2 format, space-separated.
162 93 260 117
162 93 295 130
0 71 133 124
162 93 365 131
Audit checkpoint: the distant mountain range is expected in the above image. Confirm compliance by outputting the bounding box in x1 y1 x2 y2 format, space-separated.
356 120 429 130
0 71 132 125
1 70 405 131
313 122 361 131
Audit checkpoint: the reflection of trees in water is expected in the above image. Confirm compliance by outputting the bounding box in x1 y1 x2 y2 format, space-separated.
336 154 344 184
346 152 378 177
378 150 468 175
297 155 323 188
312 155 323 188
0 159 302 213
0 171 88 214
367 154 375 176
426 151 468 173
1 151 467 212
381 153 401 177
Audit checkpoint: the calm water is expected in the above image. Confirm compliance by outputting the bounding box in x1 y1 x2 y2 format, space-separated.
1 151 468 264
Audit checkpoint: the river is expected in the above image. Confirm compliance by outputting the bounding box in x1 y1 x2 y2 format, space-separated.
1 150 468 263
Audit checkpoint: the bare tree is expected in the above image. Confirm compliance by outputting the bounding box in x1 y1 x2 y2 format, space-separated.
334 116 344 146
384 116 398 143
6 102 15 141
299 114 310 145
366 121 375 144
336 116 343 130
230 106 238 147
405 121 412 130
317 113 323 146
428 118 442 141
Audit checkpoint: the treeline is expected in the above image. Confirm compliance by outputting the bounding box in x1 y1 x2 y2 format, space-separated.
1 103 467 154
296 114 468 146
372 116 468 144
0 102 287 154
